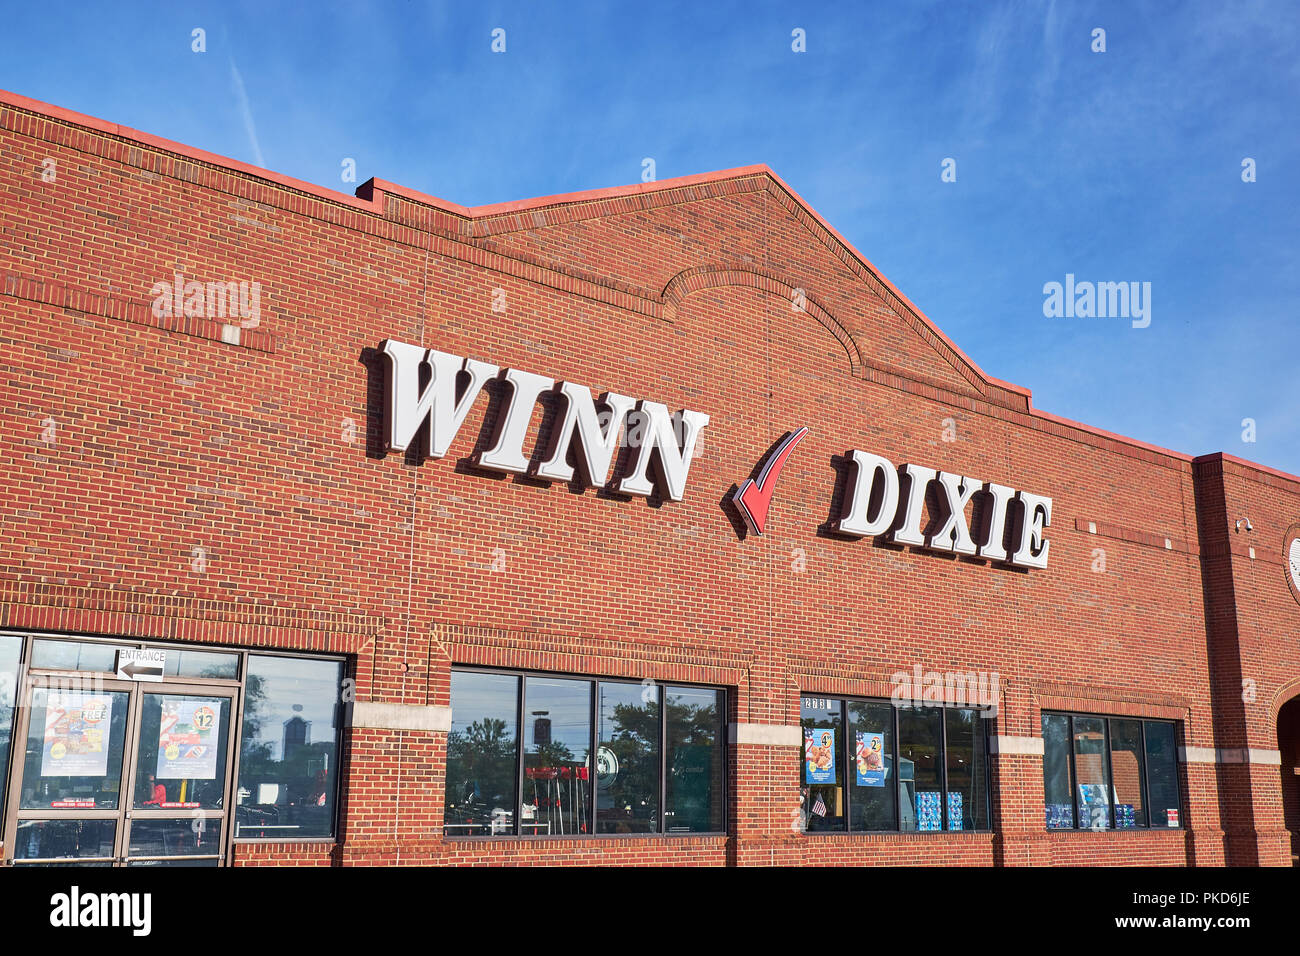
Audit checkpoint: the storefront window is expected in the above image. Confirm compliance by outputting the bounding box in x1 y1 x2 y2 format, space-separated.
31 639 117 673
0 635 20 816
800 694 993 834
1042 712 1183 830
445 669 727 837
134 693 230 810
664 686 724 833
13 819 116 861
1108 719 1146 828
1042 713 1074 829
596 681 658 833
847 699 895 831
523 676 592 836
235 655 343 839
800 697 844 832
444 670 519 837
20 687 130 810
944 708 989 831
899 705 944 831
1143 721 1181 828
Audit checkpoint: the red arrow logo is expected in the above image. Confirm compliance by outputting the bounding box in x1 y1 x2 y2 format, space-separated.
732 426 809 535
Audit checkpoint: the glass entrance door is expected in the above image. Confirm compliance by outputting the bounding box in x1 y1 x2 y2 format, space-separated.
3 678 237 866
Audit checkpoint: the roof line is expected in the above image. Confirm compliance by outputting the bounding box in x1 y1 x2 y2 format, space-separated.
2 86 1296 487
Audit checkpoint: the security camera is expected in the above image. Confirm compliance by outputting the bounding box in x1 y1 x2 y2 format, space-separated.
1235 518 1253 533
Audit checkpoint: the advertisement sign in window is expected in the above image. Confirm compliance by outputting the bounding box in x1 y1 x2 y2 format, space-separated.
855 731 885 787
40 692 114 777
156 697 223 780
804 727 836 783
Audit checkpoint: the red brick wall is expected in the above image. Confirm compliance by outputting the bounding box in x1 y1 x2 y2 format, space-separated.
1 91 1297 866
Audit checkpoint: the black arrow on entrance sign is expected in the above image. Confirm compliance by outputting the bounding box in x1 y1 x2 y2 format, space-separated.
121 661 163 679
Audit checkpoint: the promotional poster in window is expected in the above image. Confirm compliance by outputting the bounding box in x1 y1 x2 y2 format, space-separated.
855 731 885 787
804 728 836 784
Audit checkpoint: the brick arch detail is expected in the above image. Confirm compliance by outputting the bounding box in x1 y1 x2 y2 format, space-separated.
660 264 863 375
1271 675 1300 723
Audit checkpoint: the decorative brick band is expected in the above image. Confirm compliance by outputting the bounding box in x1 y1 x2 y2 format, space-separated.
2 269 276 352
0 580 381 652
352 702 451 733
1074 517 1191 555
729 722 802 747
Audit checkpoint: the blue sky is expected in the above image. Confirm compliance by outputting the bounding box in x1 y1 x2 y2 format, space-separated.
4 0 1297 473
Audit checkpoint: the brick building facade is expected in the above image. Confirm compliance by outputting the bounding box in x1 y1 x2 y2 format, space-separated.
1 88 1297 867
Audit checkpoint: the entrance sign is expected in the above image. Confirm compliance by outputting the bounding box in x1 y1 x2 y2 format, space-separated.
40 691 114 776
833 449 1052 569
116 647 166 682
381 340 710 502
156 697 223 780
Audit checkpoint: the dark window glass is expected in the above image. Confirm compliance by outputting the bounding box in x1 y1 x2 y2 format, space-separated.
898 705 944 831
20 687 130 810
127 818 221 858
444 671 519 836
800 696 844 832
1042 713 1074 828
13 819 116 860
1144 721 1181 828
664 686 724 833
523 676 592 836
847 699 895 831
0 635 20 815
1108 718 1146 828
134 693 231 810
596 681 658 833
944 708 989 831
1072 716 1111 829
31 640 117 673
235 655 343 839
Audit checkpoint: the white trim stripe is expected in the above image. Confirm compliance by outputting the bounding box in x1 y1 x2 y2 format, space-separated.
352 702 452 732
729 722 803 747
988 735 1044 756
1178 746 1281 766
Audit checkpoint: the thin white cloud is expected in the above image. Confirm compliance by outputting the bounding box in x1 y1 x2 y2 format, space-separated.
229 58 265 168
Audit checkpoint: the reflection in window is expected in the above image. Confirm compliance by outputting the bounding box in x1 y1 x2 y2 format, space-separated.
445 670 727 838
31 640 117 673
1073 716 1110 829
665 686 724 833
944 708 989 831
20 688 130 810
1109 719 1146 828
1043 713 1182 830
596 682 658 833
523 677 592 836
444 671 518 836
1144 721 1181 827
1042 714 1074 829
14 819 116 860
0 635 20 816
847 699 895 831
235 655 343 839
898 706 944 831
135 694 230 810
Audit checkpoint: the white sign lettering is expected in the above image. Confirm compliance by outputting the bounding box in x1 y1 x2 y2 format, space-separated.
833 450 1052 569
381 340 710 502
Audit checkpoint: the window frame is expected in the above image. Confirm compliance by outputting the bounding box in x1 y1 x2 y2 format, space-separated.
1041 711 1184 832
798 693 995 835
0 629 351 858
445 665 728 840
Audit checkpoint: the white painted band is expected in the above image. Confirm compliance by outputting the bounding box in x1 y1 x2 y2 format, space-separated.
352 701 452 733
988 735 1045 756
1178 746 1281 765
729 722 803 747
